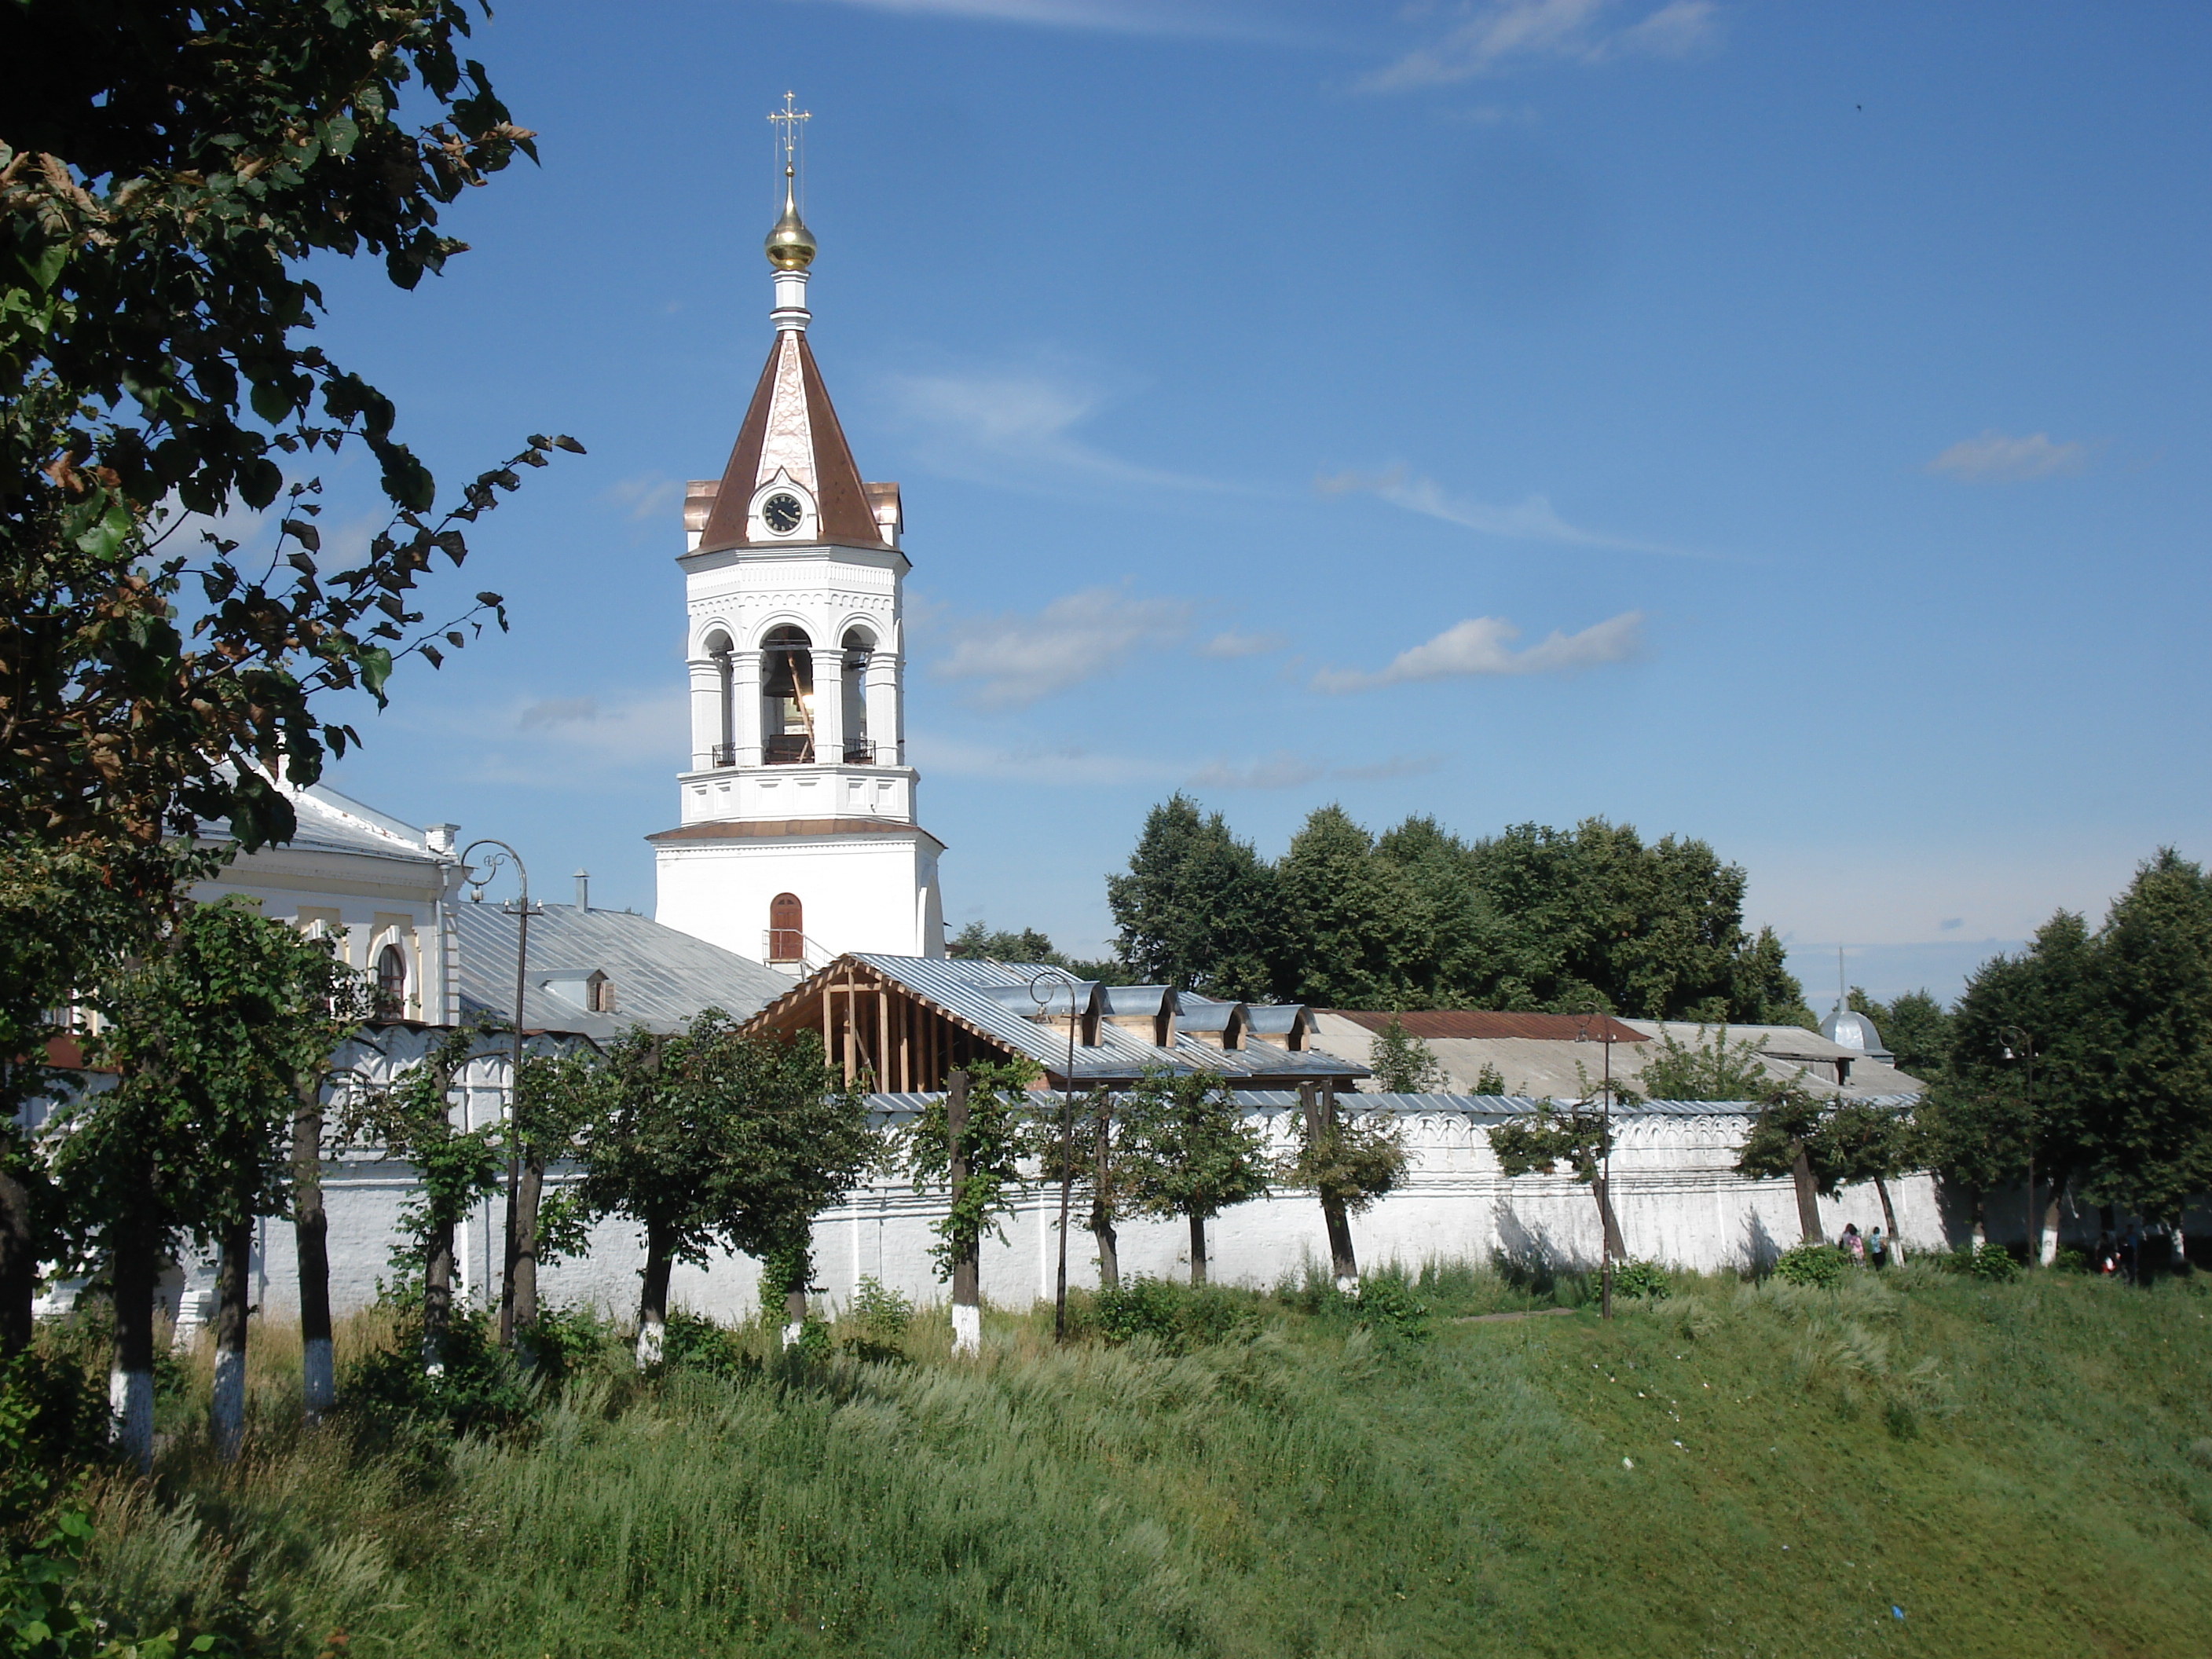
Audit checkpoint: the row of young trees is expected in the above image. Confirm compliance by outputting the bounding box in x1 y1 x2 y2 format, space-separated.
1101 797 1815 1021
1 0 577 1465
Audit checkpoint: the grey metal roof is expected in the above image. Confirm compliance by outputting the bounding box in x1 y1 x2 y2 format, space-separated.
862 1089 1920 1119
456 903 793 1040
200 778 444 864
844 955 1366 1087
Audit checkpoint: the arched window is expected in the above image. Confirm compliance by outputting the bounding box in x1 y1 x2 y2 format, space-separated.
375 943 408 1017
760 626 814 764
767 893 804 963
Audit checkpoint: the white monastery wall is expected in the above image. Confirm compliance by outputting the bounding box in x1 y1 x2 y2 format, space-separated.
160 1089 1961 1334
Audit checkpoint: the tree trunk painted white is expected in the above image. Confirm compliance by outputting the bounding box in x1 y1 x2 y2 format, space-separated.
211 1221 251 1460
634 1315 665 1369
110 1229 157 1471
947 1071 980 1357
1873 1177 1905 1264
781 1284 807 1350
635 1223 673 1372
109 1367 153 1470
2041 1191 2064 1266
302 1339 335 1418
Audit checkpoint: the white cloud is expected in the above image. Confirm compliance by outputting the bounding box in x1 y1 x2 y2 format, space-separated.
606 474 685 522
1313 610 1643 692
1363 0 1719 90
780 0 1277 35
882 366 1233 498
1318 466 1704 558
1925 430 2093 483
906 735 1177 787
932 586 1197 708
1199 628 1288 659
1188 753 1325 790
1188 750 1446 789
518 697 600 731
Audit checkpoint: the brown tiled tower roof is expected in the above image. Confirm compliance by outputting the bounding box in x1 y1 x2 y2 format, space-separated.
694 331 884 554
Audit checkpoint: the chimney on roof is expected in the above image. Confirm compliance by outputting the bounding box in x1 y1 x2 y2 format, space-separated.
425 822 459 857
575 870 589 913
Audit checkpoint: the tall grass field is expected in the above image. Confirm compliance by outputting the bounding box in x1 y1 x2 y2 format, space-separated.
25 1261 2212 1657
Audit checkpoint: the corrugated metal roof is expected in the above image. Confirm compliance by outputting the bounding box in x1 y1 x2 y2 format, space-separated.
1327 1009 1650 1043
841 955 1366 1086
862 1090 1921 1119
457 903 793 1039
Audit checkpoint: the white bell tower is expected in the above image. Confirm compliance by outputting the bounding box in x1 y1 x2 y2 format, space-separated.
651 97 946 969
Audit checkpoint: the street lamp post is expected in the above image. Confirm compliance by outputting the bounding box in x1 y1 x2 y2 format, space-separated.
461 839 541 1348
2001 1025 2037 1268
1576 1009 1618 1321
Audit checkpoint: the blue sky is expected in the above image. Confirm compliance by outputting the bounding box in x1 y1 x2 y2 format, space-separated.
292 0 2211 1007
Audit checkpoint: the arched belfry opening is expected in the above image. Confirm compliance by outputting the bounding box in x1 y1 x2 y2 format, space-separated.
840 627 873 764
760 626 815 764
703 628 735 767
768 892 804 963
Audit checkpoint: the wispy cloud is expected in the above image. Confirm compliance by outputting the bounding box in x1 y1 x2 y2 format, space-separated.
1317 465 1704 558
1313 611 1643 692
781 0 1291 38
1363 0 1719 91
882 365 1233 497
1188 750 1445 789
906 735 1177 788
932 586 1198 709
1925 430 2093 483
1199 628 1288 660
606 474 685 522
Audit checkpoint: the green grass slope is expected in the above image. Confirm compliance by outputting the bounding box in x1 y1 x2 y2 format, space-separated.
71 1266 2212 1658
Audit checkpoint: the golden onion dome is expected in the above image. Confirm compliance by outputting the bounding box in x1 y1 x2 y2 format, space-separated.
764 167 816 270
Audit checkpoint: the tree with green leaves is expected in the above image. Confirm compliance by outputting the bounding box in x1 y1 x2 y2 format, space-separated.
1119 1069 1271 1286
904 1062 1033 1353
1282 1086 1406 1290
1819 1099 1923 1261
2071 851 2212 1252
2 0 576 859
1488 1102 1625 1263
506 1047 605 1344
53 898 366 1461
1027 1087 1127 1291
947 921 1129 985
1633 1025 1772 1101
0 842 189 1356
1847 987 1953 1079
1931 910 2101 1259
1366 1016 1448 1093
1107 796 1278 1000
1275 807 1421 1008
1734 1085 1834 1245
576 1014 871 1368
340 1023 504 1374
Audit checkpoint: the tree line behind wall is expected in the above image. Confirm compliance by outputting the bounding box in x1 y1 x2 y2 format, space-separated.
1101 796 1814 1022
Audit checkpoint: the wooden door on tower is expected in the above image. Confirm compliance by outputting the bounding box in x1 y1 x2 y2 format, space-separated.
768 892 804 963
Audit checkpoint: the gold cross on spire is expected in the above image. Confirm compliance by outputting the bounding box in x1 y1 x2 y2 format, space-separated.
768 90 811 174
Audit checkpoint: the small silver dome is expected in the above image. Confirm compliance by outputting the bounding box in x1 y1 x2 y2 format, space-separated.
1821 1007 1894 1064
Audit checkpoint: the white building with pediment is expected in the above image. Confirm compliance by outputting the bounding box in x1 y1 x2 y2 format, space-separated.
649 161 945 972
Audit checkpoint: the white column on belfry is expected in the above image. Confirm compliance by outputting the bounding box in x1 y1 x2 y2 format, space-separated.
865 647 898 767
731 649 764 767
688 657 722 768
810 646 845 761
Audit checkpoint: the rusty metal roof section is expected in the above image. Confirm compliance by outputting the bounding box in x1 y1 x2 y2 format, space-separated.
1325 1009 1650 1044
694 331 884 553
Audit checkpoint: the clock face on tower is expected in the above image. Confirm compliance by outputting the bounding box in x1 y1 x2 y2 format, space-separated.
762 493 804 535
